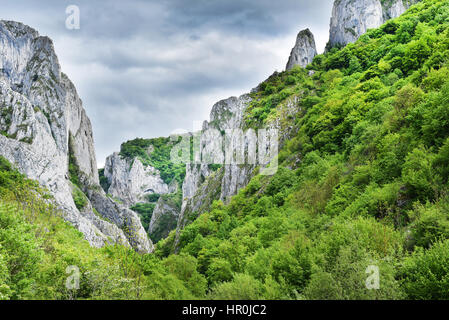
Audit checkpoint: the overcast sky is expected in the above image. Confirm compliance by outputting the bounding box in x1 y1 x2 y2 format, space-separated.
1 0 334 166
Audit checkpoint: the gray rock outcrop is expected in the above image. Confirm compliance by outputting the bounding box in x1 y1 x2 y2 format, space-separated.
104 152 170 206
328 0 420 48
148 195 180 243
0 20 152 253
286 29 317 70
173 94 258 249
102 144 180 244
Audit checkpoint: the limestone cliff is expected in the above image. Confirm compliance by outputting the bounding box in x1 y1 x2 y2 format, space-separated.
328 0 420 48
104 152 170 206
0 21 152 253
286 29 317 70
173 93 273 250
148 192 180 243
101 137 184 244
104 78 308 250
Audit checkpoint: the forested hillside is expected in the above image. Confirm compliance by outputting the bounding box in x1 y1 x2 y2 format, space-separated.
0 155 206 299
1 0 449 299
157 0 449 299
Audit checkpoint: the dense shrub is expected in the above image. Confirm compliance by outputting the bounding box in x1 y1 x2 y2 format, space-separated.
119 137 186 185
400 240 449 299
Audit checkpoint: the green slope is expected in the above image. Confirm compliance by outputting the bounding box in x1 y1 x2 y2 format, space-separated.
119 137 186 185
0 156 205 300
156 0 449 299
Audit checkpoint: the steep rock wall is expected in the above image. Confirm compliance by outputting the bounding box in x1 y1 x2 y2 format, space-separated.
328 0 420 47
286 29 317 70
0 21 152 253
104 152 170 206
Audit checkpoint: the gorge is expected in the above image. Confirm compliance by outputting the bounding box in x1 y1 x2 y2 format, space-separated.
3 0 449 301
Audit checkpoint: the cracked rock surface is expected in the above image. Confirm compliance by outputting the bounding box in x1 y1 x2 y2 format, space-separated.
0 20 152 253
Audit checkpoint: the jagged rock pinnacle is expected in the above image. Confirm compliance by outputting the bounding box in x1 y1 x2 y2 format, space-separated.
286 28 317 70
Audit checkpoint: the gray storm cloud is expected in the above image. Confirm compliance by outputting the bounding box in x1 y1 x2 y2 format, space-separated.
0 0 333 166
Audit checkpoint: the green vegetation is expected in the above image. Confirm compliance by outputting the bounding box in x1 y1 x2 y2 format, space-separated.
0 155 205 299
1 0 449 300
119 137 186 185
156 0 449 299
146 193 161 202
68 134 82 189
130 202 156 231
98 168 110 193
72 185 88 211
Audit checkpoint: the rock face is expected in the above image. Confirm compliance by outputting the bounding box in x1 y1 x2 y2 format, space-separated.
383 0 417 20
104 152 170 206
328 0 420 47
173 94 258 249
102 143 181 244
171 73 311 251
286 29 317 70
187 94 254 202
0 20 152 253
102 93 260 246
148 195 180 243
209 95 257 203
